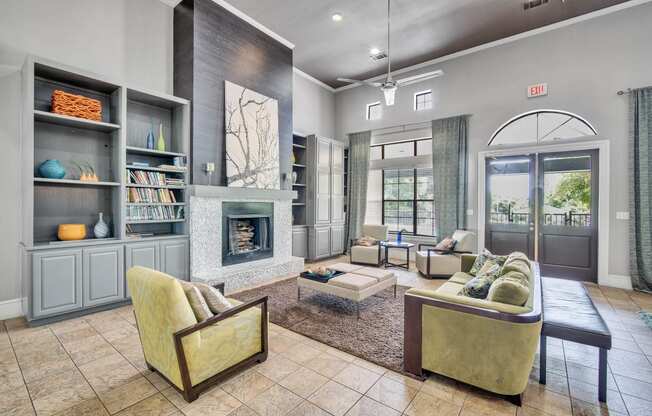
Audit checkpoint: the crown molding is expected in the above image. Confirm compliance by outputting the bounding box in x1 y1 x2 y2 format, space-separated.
334 0 652 93
293 67 335 93
161 0 295 49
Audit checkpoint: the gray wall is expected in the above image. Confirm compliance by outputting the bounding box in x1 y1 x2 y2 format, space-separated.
293 72 336 139
335 2 652 282
0 0 173 303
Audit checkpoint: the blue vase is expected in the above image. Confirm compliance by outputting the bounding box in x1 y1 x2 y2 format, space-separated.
146 129 155 149
38 160 65 179
397 230 402 244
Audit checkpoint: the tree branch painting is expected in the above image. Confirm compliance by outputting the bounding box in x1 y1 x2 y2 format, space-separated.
225 81 280 189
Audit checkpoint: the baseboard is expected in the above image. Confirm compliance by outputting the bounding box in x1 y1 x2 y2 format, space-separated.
600 274 633 290
0 298 24 320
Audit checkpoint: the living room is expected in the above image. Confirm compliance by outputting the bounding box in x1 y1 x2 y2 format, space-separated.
0 0 651 415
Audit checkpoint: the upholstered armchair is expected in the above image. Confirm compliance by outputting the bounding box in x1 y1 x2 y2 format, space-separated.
350 224 389 266
415 230 475 278
127 266 268 402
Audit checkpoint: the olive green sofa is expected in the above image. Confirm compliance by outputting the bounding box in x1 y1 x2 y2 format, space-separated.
404 254 542 404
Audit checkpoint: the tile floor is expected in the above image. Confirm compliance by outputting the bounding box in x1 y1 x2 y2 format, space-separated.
1 258 651 416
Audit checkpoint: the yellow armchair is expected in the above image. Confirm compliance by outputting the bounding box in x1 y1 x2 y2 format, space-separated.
127 266 268 402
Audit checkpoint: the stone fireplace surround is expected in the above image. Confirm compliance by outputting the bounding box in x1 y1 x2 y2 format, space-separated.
189 185 304 292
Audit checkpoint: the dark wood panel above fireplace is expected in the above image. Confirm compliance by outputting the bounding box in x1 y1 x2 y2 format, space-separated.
174 0 293 187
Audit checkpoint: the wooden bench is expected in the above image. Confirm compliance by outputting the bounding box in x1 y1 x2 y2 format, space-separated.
539 277 612 402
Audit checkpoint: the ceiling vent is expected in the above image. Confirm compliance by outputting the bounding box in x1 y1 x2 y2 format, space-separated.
523 0 549 10
370 50 388 62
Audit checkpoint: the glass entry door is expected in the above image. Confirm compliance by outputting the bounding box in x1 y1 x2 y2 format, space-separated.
485 150 599 282
485 155 535 258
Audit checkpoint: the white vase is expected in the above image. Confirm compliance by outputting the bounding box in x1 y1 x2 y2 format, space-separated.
94 212 109 239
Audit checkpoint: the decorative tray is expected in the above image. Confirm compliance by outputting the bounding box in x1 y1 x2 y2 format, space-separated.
299 270 345 283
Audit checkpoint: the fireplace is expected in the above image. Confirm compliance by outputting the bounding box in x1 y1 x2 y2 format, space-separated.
222 202 273 266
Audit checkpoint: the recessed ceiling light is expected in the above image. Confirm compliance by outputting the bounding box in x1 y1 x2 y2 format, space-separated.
370 47 380 55
332 13 343 22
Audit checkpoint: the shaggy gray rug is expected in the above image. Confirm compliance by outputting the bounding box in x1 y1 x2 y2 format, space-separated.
232 277 406 373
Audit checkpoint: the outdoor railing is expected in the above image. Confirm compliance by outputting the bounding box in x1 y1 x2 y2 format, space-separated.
490 212 591 226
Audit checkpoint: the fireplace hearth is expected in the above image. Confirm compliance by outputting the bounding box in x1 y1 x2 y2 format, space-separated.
222 202 273 266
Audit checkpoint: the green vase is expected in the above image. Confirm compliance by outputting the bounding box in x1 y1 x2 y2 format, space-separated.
156 123 166 152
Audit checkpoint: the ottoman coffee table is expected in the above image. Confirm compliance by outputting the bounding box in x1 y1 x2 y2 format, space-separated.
297 263 397 318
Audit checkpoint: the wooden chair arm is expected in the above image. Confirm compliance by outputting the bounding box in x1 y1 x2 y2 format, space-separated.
174 296 268 339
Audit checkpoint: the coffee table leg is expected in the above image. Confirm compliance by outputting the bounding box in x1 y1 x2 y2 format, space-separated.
394 284 397 298
406 248 410 270
297 286 301 300
356 303 360 319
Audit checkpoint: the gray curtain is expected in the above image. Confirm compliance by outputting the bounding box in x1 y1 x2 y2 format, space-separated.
432 115 468 239
629 87 652 292
345 130 372 247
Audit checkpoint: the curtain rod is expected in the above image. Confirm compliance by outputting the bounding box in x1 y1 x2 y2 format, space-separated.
617 85 652 95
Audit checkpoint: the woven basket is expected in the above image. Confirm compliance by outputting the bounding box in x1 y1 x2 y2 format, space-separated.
51 90 102 121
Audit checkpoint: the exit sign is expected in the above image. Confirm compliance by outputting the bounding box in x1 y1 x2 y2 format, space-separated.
528 83 548 98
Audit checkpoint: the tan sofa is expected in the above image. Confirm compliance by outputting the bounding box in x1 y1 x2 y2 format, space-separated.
349 224 388 266
404 254 542 405
415 230 474 278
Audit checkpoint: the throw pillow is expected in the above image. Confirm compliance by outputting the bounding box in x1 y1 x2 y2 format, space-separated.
469 249 508 276
357 236 378 247
179 281 214 321
194 282 233 314
488 271 530 306
459 262 501 299
435 237 456 251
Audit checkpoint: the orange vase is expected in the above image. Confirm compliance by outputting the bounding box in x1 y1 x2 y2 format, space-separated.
57 224 87 241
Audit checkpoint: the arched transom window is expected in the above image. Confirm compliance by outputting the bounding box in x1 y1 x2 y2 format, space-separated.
489 109 597 146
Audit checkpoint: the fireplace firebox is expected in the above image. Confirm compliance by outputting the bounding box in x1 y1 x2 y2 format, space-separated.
222 202 273 266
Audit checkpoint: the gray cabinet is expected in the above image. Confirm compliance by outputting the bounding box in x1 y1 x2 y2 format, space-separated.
125 241 160 297
306 135 346 260
32 248 83 318
292 226 308 258
331 224 346 255
83 245 124 308
160 239 189 281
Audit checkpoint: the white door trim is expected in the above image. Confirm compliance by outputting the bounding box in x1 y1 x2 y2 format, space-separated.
477 139 610 285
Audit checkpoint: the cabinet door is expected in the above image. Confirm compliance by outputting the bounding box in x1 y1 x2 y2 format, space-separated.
292 227 308 258
125 242 159 298
83 245 124 308
314 226 331 258
317 138 331 169
331 195 345 223
160 239 189 281
316 170 331 223
332 142 344 171
33 249 83 318
331 224 345 254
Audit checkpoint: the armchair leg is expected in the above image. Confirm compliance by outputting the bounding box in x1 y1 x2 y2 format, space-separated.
539 335 547 385
506 394 522 407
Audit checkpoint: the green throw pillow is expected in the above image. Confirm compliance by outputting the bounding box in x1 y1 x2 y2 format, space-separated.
469 249 508 276
487 271 530 306
459 263 501 299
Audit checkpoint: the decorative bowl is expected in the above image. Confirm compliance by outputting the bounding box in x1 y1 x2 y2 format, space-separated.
57 224 87 241
37 159 66 179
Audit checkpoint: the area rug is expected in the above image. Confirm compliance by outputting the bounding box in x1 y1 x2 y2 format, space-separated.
641 311 652 330
232 277 406 373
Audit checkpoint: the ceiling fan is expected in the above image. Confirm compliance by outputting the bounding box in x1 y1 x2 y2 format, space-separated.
337 0 444 106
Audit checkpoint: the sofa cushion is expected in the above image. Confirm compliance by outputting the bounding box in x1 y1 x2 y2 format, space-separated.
329 263 364 273
459 263 501 299
448 272 474 285
501 252 531 276
436 281 465 296
194 282 233 314
357 236 378 246
328 273 378 291
355 267 394 282
180 282 214 321
469 249 507 276
488 271 530 306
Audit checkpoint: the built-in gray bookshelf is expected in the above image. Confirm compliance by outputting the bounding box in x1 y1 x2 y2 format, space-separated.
292 133 307 226
21 56 191 322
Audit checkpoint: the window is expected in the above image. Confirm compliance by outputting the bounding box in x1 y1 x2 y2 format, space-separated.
366 102 381 120
384 141 413 159
489 110 597 146
383 168 434 236
414 90 432 111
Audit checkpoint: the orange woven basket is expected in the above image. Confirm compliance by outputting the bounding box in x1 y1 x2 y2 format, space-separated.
51 90 102 121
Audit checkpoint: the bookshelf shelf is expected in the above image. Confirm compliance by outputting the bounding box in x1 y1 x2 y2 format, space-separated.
126 146 186 158
292 183 306 187
34 110 121 132
34 178 120 187
126 165 187 173
126 219 186 225
126 184 185 189
126 202 186 206
292 143 306 149
292 164 306 168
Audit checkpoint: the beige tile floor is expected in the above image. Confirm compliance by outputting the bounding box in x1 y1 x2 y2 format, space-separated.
1 258 651 416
